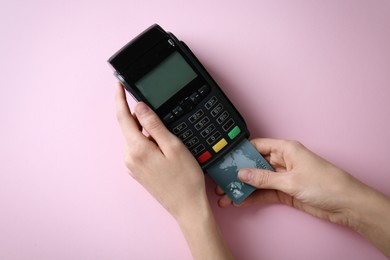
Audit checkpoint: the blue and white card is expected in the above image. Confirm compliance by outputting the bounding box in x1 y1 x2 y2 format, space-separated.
207 139 274 204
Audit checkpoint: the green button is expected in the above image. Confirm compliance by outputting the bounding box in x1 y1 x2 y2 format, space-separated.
228 126 241 140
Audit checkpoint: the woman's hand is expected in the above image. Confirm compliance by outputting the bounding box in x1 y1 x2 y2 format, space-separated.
217 138 362 226
115 83 207 220
115 83 233 260
216 138 390 258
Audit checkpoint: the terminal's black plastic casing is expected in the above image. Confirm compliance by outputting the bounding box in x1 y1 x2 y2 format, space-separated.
108 24 249 170
109 25 168 75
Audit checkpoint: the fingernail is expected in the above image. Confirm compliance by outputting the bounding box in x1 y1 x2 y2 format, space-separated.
238 169 252 182
135 103 149 115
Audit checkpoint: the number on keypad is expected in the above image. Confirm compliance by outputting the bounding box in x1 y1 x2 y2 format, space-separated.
189 109 204 123
211 103 223 117
173 122 187 134
205 96 218 110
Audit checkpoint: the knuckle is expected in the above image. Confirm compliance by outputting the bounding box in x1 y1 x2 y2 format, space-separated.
124 153 137 171
284 140 304 153
282 173 296 194
168 137 185 152
143 114 164 133
254 171 271 187
124 142 148 169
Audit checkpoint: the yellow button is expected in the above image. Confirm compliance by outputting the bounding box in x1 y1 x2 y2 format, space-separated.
212 138 228 153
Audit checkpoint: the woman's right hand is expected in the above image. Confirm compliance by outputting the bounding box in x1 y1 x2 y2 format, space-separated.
216 138 390 258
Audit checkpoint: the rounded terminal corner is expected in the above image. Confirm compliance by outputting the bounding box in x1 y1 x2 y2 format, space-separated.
115 72 125 83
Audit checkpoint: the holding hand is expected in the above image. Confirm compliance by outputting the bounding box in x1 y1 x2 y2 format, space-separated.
217 138 390 258
218 139 363 226
115 83 233 260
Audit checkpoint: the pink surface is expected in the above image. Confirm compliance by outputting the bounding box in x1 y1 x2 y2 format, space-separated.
1 0 389 259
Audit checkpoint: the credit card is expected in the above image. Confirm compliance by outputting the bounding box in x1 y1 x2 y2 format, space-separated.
207 139 274 204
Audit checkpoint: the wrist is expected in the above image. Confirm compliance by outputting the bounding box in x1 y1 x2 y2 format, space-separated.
175 196 234 260
341 177 376 231
347 185 390 258
326 171 380 231
175 194 213 227
349 186 390 232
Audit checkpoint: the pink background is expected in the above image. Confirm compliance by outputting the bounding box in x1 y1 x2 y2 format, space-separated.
1 0 389 259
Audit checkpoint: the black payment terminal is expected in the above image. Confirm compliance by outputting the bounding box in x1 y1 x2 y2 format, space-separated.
108 24 273 204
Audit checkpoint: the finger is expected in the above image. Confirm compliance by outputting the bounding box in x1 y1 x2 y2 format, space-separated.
115 83 143 142
134 102 178 155
238 168 292 194
250 138 284 156
217 194 232 208
215 186 225 195
250 138 287 169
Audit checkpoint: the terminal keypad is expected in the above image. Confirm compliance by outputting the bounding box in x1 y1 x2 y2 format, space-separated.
168 87 242 165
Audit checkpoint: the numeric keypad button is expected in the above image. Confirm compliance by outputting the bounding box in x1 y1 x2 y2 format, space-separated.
222 118 235 131
189 109 204 123
185 137 199 148
216 111 229 124
192 144 205 156
201 124 216 138
194 117 210 130
173 122 187 134
205 96 218 110
211 103 223 117
206 131 221 145
179 129 193 140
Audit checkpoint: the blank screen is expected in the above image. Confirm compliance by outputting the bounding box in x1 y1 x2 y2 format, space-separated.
135 51 197 108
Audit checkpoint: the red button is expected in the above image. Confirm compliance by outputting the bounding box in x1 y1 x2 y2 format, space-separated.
197 151 212 163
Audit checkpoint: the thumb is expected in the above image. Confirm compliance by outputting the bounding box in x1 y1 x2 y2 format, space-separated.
238 168 289 192
134 102 176 149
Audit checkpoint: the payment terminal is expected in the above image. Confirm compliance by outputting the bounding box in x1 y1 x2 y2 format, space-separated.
108 24 273 204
